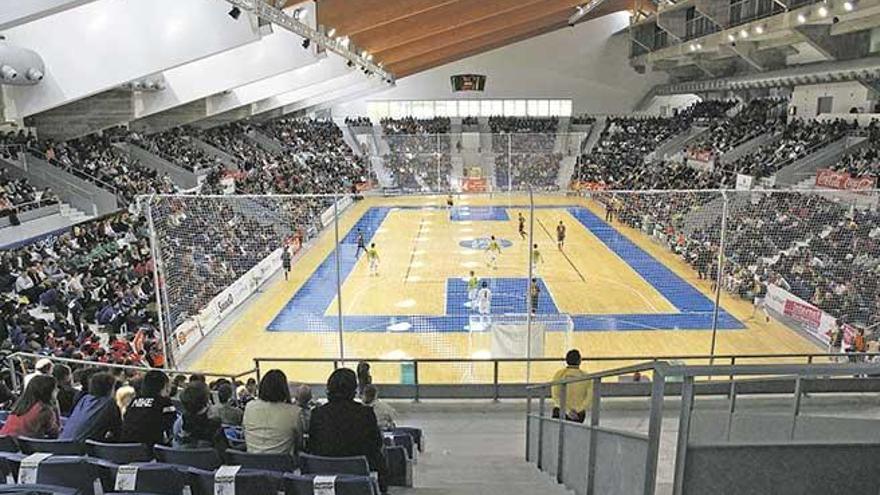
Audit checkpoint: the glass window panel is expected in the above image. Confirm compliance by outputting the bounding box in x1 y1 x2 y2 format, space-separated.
446 100 459 117
504 100 516 116
548 100 560 116
491 100 503 116
481 100 493 117
527 100 539 116
468 100 480 116
560 100 572 116
458 100 471 117
515 100 526 116
537 100 549 116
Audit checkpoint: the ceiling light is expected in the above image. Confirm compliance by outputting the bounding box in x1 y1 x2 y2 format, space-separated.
689 43 697 51
740 29 749 38
843 1 854 11
327 28 336 37
367 54 374 61
361 50 368 58
797 12 807 23
755 25 764 34
817 5 829 17
728 33 736 42
340 36 350 48
228 6 241 19
293 7 307 20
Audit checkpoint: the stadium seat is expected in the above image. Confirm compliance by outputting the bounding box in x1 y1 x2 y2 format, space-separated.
392 427 424 452
298 453 371 476
382 432 415 460
17 437 84 456
0 412 9 423
0 435 17 453
153 445 220 471
187 467 283 495
383 445 412 487
284 473 376 495
84 441 153 465
95 461 188 495
1 455 103 495
224 449 297 473
0 484 78 494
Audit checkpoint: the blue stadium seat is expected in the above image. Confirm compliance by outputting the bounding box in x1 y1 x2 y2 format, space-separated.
187 467 283 495
0 455 103 495
95 461 187 495
0 484 78 494
153 445 220 471
17 438 84 456
382 432 415 460
0 435 17 453
392 427 423 452
84 441 153 465
298 453 370 476
0 412 9 423
224 449 296 473
383 445 412 487
284 473 376 495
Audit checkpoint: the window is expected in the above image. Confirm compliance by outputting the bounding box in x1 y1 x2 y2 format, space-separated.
365 99 574 117
527 100 539 116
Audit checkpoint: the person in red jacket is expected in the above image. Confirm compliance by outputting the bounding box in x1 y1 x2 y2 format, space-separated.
0 374 59 438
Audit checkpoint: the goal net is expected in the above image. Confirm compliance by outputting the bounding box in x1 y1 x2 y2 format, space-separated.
477 313 573 359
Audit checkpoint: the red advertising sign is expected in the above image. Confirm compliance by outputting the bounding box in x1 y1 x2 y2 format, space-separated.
815 168 877 192
783 299 822 329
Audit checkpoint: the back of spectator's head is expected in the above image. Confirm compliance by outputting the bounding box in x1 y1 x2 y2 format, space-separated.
12 374 56 416
565 349 582 367
294 384 312 407
116 385 135 414
180 381 211 416
363 384 379 404
258 369 291 404
356 361 371 385
189 373 206 384
52 364 72 385
35 358 53 374
327 368 357 402
88 372 116 398
141 370 169 398
216 383 234 405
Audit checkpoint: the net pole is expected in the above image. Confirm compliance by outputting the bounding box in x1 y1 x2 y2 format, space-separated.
507 134 513 193
436 133 441 192
709 191 728 366
526 187 535 384
333 194 346 367
144 196 172 369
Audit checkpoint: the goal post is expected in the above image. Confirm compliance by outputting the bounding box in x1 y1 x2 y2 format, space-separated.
481 313 574 360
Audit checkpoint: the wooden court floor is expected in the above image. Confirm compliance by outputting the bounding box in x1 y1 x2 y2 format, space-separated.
184 193 819 384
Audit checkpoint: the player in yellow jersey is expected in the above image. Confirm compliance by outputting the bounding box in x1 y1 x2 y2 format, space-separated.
531 244 543 275
467 270 479 304
486 235 502 270
367 243 380 276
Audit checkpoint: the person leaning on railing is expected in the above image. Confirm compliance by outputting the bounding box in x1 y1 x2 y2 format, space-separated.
550 349 593 423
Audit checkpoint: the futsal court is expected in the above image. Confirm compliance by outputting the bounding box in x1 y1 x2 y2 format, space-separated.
186 193 820 384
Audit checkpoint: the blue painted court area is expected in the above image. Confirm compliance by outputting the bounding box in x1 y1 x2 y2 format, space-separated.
446 278 559 315
267 205 744 333
450 206 509 221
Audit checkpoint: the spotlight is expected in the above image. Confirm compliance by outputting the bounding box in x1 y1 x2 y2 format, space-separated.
302 38 311 49
25 68 43 81
327 28 336 37
228 6 241 19
0 65 18 80
293 8 306 20
755 25 764 34
797 12 807 23
689 43 696 51
361 50 368 58
340 36 350 48
818 5 828 17
740 29 749 38
843 1 854 11
728 33 736 42
367 54 374 61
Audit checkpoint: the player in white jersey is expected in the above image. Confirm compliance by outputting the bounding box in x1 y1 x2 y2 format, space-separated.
467 271 479 304
486 235 502 270
476 280 492 326
531 244 543 275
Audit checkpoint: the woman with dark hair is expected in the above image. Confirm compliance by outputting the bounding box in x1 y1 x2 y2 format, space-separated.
242 369 302 455
120 370 176 446
310 368 388 494
0 374 59 438
356 361 371 399
173 382 228 454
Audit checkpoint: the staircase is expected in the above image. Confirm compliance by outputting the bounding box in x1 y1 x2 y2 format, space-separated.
647 125 709 163
775 134 866 187
557 156 578 189
59 202 90 224
581 116 606 155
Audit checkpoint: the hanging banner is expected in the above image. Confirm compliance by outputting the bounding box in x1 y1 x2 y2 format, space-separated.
815 168 877 192
735 174 754 190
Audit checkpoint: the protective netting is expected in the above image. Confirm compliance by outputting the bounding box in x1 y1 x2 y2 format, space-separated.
145 189 880 381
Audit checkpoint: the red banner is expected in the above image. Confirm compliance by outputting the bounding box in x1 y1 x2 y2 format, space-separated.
461 178 487 192
815 168 877 192
687 147 715 163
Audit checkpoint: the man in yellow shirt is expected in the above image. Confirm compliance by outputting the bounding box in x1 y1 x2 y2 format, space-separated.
550 349 592 423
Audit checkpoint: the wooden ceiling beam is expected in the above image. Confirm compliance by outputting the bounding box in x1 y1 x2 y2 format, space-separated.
374 0 585 65
353 0 583 54
315 0 462 36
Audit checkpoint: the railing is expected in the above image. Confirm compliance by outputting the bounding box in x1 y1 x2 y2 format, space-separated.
251 353 880 401
27 147 119 195
0 197 59 216
526 360 880 495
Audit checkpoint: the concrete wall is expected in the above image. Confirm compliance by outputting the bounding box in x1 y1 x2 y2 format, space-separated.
790 81 874 118
17 154 117 216
332 12 667 117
